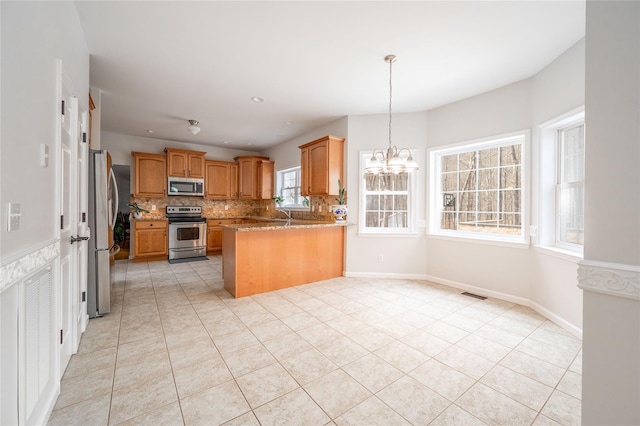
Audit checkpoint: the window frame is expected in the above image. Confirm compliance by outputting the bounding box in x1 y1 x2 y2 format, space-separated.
359 150 418 235
536 107 584 257
428 131 530 245
275 166 309 210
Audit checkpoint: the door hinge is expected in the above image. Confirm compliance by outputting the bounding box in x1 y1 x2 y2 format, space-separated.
60 215 64 230
82 132 87 143
82 212 86 223
61 100 65 116
60 329 63 345
82 291 86 302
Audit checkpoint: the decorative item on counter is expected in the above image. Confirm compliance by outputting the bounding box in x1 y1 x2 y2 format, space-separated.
128 203 149 220
302 196 310 208
332 179 348 222
272 195 284 206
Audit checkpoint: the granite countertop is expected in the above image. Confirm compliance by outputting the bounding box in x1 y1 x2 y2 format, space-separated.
221 219 347 232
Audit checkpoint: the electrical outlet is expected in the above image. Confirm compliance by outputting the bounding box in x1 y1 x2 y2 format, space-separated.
529 225 538 236
225 205 229 211
151 205 157 211
378 254 384 262
319 206 322 212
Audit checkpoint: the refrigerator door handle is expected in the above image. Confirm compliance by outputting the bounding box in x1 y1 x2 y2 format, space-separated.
109 167 119 229
97 242 119 252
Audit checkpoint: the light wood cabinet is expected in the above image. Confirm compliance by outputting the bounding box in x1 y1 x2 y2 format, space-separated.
205 160 238 199
133 220 168 260
299 135 344 196
223 225 344 298
235 156 274 200
165 148 206 178
206 219 235 253
230 163 238 198
132 152 166 197
258 159 274 200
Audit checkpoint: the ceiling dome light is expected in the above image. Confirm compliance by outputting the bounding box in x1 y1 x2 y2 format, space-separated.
251 96 264 103
187 120 201 135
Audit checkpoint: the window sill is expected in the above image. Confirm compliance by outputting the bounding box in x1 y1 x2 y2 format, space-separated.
357 230 420 238
534 245 583 262
426 233 530 249
279 206 310 212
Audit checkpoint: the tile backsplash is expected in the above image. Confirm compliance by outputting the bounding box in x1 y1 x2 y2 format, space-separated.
128 195 345 221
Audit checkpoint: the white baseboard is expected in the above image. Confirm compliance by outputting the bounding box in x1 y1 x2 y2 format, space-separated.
344 271 429 280
32 383 59 426
422 273 531 307
344 270 582 338
529 300 582 339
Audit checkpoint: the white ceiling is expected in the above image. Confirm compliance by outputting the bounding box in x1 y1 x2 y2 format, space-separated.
75 1 585 151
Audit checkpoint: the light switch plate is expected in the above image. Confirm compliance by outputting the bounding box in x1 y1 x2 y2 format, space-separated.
40 144 49 167
7 203 21 232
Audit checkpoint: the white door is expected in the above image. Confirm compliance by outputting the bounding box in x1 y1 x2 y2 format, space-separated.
75 106 90 345
57 62 79 377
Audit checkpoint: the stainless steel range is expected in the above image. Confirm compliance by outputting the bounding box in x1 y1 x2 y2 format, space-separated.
166 205 207 263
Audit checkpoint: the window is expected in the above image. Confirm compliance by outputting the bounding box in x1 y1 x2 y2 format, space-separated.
429 133 527 242
538 107 584 254
557 122 585 246
360 152 416 234
275 166 308 209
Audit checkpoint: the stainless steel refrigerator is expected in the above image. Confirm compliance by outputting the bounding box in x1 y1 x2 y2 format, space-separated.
87 149 119 318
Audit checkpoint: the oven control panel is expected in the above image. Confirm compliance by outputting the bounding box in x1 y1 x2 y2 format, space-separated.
166 206 202 215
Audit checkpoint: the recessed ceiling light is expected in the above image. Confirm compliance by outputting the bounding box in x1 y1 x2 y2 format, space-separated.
251 96 264 103
284 121 294 125
247 142 253 146
146 129 155 134
223 141 230 145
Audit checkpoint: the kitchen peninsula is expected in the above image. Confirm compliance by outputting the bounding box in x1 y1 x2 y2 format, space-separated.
222 220 346 297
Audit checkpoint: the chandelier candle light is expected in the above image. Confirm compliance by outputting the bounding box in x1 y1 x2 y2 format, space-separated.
365 55 419 175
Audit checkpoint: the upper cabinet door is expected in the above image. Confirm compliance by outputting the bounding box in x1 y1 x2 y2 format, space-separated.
188 153 205 178
258 160 274 200
165 148 206 178
301 146 310 196
132 152 166 197
234 156 273 199
205 160 234 198
236 157 256 199
166 150 187 177
299 135 344 196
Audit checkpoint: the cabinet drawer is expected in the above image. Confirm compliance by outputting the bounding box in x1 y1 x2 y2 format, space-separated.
134 220 167 230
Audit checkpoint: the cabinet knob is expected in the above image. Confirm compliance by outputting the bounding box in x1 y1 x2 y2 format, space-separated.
150 223 153 226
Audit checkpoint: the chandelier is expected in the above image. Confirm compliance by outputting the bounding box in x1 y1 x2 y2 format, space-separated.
365 55 419 175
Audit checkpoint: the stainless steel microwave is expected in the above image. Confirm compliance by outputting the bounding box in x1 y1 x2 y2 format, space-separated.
168 177 205 196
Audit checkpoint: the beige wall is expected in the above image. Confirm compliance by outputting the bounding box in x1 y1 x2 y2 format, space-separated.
581 1 640 424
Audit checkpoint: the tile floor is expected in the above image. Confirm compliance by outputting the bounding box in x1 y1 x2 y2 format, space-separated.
48 256 582 426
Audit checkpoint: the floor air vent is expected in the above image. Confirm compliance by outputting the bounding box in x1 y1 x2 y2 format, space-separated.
461 292 487 300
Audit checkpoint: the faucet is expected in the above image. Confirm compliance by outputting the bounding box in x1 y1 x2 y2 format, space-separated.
276 208 291 219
